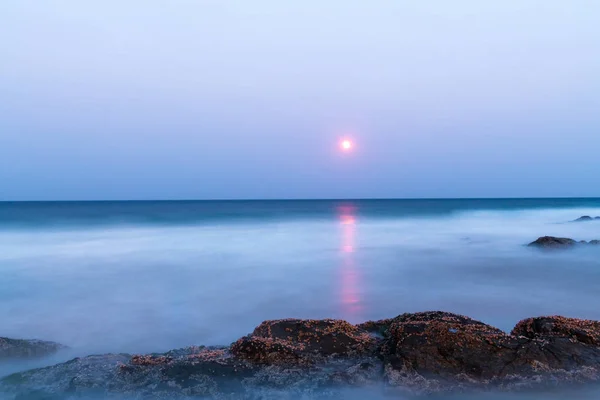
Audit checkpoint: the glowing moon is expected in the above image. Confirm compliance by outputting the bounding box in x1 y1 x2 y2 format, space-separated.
341 140 353 151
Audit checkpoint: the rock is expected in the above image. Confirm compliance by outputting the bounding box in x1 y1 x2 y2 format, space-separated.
379 311 515 379
573 216 600 222
6 313 600 398
2 344 381 399
374 311 600 392
512 316 600 346
0 338 65 360
528 236 600 249
231 319 375 364
122 347 258 397
229 336 303 365
356 318 394 337
528 236 578 248
1 354 132 399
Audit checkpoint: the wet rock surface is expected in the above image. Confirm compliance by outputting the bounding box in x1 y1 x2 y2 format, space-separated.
374 312 600 394
512 316 600 346
4 312 600 398
0 338 65 360
528 236 600 249
231 319 375 365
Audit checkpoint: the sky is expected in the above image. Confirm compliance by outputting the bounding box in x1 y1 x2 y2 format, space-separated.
1 0 599 200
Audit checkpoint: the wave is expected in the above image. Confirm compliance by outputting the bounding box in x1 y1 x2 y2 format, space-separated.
0 203 599 382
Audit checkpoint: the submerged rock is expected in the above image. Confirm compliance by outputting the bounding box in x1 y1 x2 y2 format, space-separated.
528 236 578 248
573 216 600 222
0 338 65 360
2 345 381 399
528 236 600 249
5 312 600 398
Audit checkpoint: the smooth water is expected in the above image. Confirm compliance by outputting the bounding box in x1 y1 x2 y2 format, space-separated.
1 199 600 395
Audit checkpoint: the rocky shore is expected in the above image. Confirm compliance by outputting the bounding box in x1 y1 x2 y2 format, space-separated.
3 311 600 399
2 214 598 398
0 338 65 361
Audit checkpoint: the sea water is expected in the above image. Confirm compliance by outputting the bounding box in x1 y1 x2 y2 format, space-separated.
1 199 600 397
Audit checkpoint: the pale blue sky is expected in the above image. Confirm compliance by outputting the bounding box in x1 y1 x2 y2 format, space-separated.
1 1 599 200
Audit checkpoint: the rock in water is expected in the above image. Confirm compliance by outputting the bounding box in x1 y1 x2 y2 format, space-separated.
528 236 578 248
5 313 600 398
0 337 65 360
528 236 600 249
573 216 600 222
370 312 600 394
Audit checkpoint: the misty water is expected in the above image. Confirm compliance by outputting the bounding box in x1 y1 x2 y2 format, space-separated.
1 199 600 398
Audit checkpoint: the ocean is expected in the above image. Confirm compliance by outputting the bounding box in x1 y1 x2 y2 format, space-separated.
1 199 600 397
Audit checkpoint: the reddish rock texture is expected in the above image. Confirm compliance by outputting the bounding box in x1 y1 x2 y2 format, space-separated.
117 313 600 385
230 336 303 365
186 348 227 362
380 312 517 378
130 355 173 366
231 318 375 364
7 312 600 398
512 316 600 346
369 311 600 387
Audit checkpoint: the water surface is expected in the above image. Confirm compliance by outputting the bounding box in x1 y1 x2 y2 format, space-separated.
1 199 599 383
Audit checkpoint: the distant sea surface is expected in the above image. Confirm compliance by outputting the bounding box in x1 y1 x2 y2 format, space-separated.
1 198 600 375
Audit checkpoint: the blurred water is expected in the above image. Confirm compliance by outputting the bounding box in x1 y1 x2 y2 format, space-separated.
0 199 600 385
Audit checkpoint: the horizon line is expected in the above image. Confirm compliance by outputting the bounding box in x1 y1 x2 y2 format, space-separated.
2 196 600 203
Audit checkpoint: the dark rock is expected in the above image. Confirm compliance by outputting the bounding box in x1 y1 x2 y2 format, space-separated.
229 336 303 365
143 348 257 396
573 216 600 222
0 354 129 399
528 236 600 249
6 313 600 398
379 312 600 378
512 316 600 346
0 337 65 360
528 236 578 248
231 319 375 365
356 318 395 337
2 344 381 399
370 312 600 394
379 311 515 379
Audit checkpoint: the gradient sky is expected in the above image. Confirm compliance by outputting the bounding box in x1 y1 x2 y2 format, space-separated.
1 1 599 200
